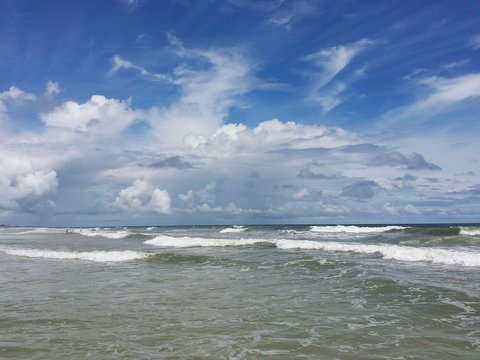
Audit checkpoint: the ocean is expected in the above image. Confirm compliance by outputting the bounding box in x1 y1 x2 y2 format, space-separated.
1 224 479 359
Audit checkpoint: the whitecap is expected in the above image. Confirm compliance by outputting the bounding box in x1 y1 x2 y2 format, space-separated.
145 235 264 247
0 246 146 262
145 235 480 267
71 228 131 239
460 227 480 236
309 225 406 233
275 240 480 267
219 226 247 233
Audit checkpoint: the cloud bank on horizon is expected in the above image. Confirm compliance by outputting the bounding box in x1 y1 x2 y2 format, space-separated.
0 0 479 226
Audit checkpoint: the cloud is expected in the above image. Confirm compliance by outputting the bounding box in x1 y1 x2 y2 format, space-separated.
306 39 375 88
0 86 36 102
369 152 441 171
110 55 171 81
115 180 171 214
297 168 336 179
45 81 61 97
341 180 381 200
113 36 258 146
305 39 376 111
382 73 480 126
0 155 58 210
468 33 480 49
40 95 141 138
394 173 417 181
149 156 192 169
1 72 477 224
267 0 319 29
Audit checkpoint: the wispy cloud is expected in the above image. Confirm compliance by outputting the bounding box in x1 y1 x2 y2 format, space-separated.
468 33 480 49
381 73 480 126
110 55 172 81
305 39 377 111
267 0 319 29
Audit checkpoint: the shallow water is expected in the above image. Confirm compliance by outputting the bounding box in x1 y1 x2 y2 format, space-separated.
1 224 480 359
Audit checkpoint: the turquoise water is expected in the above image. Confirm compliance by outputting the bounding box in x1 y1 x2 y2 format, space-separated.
1 224 480 359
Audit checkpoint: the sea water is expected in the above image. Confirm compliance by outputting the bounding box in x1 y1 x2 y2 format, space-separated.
1 224 479 359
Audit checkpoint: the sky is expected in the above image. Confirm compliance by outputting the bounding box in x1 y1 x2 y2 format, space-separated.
0 0 479 226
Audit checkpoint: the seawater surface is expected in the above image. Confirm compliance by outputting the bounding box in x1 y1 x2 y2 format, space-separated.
1 224 480 359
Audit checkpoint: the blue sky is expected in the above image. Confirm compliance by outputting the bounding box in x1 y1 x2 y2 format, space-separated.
0 0 479 226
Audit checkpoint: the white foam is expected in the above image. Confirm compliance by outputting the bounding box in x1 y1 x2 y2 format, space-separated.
309 225 406 233
145 235 480 267
460 227 480 236
0 246 146 262
16 227 67 235
219 226 247 233
71 228 131 239
275 240 480 266
145 235 263 247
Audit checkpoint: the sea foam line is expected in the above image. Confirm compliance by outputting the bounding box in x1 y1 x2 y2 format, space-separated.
309 225 406 233
460 227 480 236
220 226 248 233
0 247 146 262
145 235 480 267
70 228 132 239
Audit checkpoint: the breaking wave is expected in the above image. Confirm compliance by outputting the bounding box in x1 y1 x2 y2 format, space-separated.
220 226 248 233
144 236 480 267
70 228 132 239
145 235 262 248
309 225 406 233
0 246 146 262
460 227 480 236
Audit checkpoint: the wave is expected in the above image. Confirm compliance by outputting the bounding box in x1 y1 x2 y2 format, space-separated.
16 228 67 235
0 246 146 262
144 236 480 267
70 228 132 239
274 240 480 266
145 235 262 248
460 227 480 236
144 252 211 264
219 226 248 233
309 225 406 234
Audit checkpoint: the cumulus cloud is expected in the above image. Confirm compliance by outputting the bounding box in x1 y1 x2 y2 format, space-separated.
0 155 58 210
0 86 36 102
40 95 141 138
115 180 171 214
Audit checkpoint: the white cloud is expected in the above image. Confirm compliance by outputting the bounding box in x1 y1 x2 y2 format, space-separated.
381 73 480 126
0 155 58 210
306 39 375 90
41 95 141 137
115 180 171 214
145 39 257 146
45 81 61 97
305 39 376 111
110 55 171 81
0 86 36 102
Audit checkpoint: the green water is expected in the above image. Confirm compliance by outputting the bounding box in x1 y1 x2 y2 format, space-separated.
1 225 479 359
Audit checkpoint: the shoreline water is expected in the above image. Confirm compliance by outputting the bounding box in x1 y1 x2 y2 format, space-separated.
1 224 479 359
